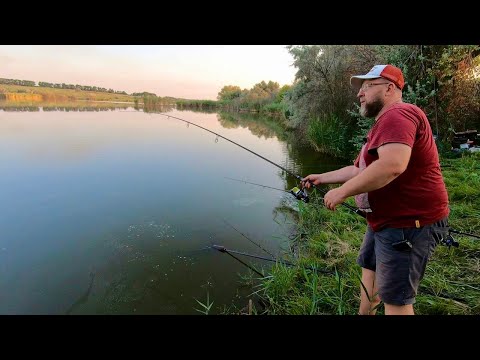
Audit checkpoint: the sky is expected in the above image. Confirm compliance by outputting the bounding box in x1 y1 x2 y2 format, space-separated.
0 45 297 100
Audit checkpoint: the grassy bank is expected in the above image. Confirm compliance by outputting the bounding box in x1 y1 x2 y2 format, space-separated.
0 84 135 103
248 152 480 315
175 99 288 118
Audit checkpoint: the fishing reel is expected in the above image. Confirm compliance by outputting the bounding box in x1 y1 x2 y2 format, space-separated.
290 186 309 203
442 232 459 248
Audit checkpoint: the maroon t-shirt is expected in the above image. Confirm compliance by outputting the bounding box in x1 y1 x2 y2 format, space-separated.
354 102 449 231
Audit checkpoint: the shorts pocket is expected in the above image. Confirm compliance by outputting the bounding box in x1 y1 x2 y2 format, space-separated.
430 225 449 245
375 227 405 247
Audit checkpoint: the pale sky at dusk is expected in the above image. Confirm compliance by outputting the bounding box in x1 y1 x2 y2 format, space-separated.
0 45 297 100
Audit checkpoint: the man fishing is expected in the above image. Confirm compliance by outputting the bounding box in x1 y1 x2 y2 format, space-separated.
302 64 450 315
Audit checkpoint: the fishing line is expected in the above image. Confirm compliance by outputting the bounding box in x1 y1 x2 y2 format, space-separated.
224 177 287 193
152 112 364 216
134 110 480 242
224 177 310 203
222 218 276 258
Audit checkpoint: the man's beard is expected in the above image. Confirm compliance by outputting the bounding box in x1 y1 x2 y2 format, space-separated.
360 98 384 118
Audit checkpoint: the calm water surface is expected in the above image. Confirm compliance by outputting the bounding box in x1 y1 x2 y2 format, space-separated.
0 103 343 314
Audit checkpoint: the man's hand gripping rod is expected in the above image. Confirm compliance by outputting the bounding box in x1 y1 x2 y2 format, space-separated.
301 178 366 218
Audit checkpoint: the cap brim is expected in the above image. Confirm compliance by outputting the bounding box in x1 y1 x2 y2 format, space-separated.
350 75 381 89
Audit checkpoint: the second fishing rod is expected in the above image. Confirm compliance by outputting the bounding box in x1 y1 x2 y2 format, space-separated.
156 112 365 217
154 112 480 245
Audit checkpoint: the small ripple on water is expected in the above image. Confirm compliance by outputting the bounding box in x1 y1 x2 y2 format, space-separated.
232 197 259 207
127 221 175 242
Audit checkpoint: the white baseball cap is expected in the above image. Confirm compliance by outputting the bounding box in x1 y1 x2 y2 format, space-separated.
350 64 405 90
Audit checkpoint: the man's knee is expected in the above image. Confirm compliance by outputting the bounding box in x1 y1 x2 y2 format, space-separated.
384 303 414 315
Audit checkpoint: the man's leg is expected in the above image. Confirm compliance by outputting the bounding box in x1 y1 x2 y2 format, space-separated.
384 303 414 315
359 267 380 315
356 226 377 315
374 221 443 315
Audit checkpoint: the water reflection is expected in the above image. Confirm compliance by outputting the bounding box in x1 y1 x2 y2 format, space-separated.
1 102 346 314
176 105 218 114
217 111 287 141
217 110 347 190
142 103 178 114
0 105 41 112
0 100 153 112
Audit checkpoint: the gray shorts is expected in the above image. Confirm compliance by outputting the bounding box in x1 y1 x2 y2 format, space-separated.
356 218 449 306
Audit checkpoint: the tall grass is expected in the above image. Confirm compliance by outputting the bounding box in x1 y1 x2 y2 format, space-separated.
176 99 217 109
307 114 353 159
254 153 480 314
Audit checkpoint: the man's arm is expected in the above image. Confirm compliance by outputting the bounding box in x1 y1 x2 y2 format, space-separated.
323 143 411 210
302 165 361 188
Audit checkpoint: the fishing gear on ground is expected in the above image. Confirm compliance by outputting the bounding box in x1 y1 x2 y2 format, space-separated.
443 228 480 248
218 220 331 276
211 244 332 275
222 218 275 258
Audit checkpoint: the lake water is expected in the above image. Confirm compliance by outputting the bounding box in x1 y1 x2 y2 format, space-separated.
0 102 344 314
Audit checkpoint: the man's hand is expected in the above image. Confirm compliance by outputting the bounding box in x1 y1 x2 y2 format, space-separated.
301 174 322 189
324 187 348 211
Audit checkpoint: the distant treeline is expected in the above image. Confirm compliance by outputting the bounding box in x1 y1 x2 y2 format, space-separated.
174 45 480 160
194 45 480 160
0 78 129 95
280 45 480 159
171 80 290 118
4 45 479 160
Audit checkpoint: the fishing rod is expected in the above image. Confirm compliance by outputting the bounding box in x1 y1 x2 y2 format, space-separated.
213 245 264 277
224 177 309 203
220 219 330 274
211 244 332 275
225 176 480 246
153 112 480 243
222 218 276 258
450 229 480 240
444 228 480 247
156 112 364 217
226 172 480 244
225 164 480 245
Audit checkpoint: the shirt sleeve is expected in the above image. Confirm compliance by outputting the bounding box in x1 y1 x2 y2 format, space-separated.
367 108 418 154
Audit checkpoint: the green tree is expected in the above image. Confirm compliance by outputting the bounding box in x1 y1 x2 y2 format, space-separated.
217 85 242 101
284 45 371 131
275 84 291 103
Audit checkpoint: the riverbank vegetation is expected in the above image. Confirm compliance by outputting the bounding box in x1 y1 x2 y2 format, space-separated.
231 152 480 315
171 46 480 161
172 81 291 117
3 47 479 315
4 45 478 161
282 45 480 160
0 83 135 103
